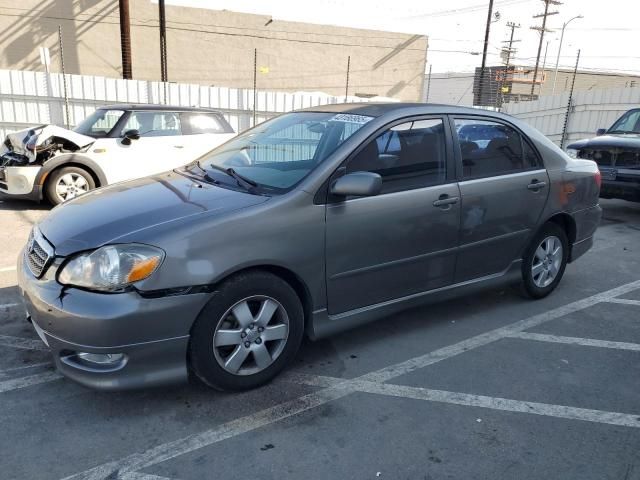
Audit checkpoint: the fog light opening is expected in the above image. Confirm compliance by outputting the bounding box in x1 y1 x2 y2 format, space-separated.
77 352 125 365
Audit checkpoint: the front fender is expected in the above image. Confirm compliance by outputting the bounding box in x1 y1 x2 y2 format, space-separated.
36 153 108 187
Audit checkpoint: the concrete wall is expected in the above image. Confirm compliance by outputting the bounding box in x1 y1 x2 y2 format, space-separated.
0 0 427 101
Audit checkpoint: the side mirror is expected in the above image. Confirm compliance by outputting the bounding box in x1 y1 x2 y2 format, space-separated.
330 171 382 198
121 129 140 145
596 128 607 136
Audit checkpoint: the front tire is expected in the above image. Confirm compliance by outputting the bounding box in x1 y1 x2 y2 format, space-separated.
45 166 95 205
521 222 569 299
189 271 304 391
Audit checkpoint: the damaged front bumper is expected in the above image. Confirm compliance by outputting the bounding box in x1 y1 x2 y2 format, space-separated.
0 164 43 200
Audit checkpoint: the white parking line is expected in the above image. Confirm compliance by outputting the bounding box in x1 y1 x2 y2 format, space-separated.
118 472 175 480
507 332 640 352
0 303 19 309
353 381 640 429
604 298 640 307
0 266 16 273
0 361 51 378
60 278 640 480
0 371 61 393
0 334 48 351
360 279 640 383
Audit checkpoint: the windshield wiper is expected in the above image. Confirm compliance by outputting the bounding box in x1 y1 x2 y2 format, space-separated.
191 161 220 185
207 164 260 193
607 130 638 135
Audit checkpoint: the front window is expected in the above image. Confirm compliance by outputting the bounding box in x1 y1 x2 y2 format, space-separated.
198 112 374 193
608 109 640 134
74 109 124 138
120 111 181 137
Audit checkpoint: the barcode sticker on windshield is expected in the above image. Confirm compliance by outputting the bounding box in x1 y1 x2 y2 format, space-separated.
329 114 374 124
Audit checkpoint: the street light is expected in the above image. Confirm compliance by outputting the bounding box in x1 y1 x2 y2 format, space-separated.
551 14 583 95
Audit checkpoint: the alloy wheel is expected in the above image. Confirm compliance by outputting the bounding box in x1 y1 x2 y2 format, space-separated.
56 173 90 202
212 296 289 376
531 235 563 288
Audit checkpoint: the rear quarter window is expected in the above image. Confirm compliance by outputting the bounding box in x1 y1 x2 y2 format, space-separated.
181 113 229 134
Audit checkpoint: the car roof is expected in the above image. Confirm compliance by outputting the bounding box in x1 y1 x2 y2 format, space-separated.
97 104 224 114
300 102 511 120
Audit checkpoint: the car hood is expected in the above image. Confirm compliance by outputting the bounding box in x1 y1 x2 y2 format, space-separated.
1 125 94 162
567 134 640 151
38 171 269 256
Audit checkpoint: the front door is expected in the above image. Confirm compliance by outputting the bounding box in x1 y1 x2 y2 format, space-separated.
452 117 550 282
325 117 461 314
96 110 192 184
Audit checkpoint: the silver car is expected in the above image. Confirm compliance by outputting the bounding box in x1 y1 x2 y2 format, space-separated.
17 104 602 391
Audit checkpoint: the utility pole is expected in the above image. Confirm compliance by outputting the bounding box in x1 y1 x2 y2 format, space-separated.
478 0 494 105
530 0 560 97
158 0 168 83
498 22 520 109
119 0 132 79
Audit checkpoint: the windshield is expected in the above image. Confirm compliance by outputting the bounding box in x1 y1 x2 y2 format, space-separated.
608 109 640 134
197 112 374 193
74 109 125 138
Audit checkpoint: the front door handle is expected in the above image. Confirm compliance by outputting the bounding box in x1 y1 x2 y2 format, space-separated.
527 180 547 191
173 145 185 149
433 195 459 208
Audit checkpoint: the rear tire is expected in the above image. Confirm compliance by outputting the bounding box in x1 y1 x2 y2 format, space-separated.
520 222 569 299
45 166 95 205
188 271 304 391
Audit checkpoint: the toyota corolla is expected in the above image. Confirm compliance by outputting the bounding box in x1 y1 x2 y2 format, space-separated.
17 103 602 391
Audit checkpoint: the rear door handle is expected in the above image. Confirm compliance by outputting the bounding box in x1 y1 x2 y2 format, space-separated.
527 180 547 190
433 195 459 208
173 145 184 149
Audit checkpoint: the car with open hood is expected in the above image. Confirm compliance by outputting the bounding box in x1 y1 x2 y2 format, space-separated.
0 104 235 205
17 103 602 391
566 108 640 203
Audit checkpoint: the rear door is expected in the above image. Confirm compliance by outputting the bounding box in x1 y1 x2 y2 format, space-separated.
325 116 461 314
452 117 550 282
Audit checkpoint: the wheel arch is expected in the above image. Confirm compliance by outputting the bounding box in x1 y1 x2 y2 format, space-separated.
208 265 314 334
536 212 577 263
545 212 577 245
37 154 108 190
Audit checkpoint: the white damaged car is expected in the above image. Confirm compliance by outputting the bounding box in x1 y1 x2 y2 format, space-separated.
0 104 236 205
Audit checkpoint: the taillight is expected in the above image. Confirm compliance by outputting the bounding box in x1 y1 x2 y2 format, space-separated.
594 169 602 188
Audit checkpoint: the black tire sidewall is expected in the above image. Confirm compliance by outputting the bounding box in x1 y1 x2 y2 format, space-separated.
521 223 569 299
45 166 96 205
189 271 304 391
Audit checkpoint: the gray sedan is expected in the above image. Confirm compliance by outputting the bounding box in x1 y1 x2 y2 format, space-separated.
17 103 602 391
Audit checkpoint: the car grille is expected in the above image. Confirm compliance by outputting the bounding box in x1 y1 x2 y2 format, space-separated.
25 228 54 278
615 150 640 168
578 149 640 168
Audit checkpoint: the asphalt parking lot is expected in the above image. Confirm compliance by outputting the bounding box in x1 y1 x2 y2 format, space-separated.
0 197 639 480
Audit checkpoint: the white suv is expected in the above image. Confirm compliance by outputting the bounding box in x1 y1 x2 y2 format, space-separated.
0 105 236 205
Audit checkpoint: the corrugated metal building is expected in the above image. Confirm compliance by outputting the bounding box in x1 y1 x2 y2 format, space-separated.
424 67 640 106
0 0 427 101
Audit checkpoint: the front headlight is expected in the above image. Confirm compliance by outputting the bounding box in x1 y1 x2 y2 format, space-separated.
565 148 578 159
58 244 164 291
